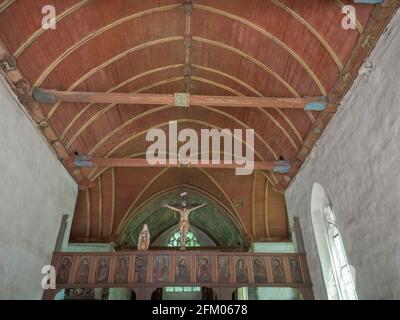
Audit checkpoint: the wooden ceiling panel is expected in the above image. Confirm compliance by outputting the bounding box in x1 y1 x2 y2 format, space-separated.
71 43 186 93
71 109 275 164
70 189 89 239
132 169 239 221
0 0 391 244
70 166 256 243
191 40 298 98
191 9 324 96
112 167 164 233
3 0 183 84
281 0 372 63
0 0 79 53
190 64 259 96
97 168 113 238
204 168 253 234
39 15 184 90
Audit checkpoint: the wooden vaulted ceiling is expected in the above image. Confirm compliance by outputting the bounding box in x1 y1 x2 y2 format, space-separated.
0 0 396 244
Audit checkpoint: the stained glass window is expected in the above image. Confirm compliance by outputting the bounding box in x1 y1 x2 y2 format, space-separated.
311 183 358 300
323 206 358 300
167 231 200 248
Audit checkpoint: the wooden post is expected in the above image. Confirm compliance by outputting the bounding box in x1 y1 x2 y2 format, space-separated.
133 287 154 300
212 287 237 300
298 287 315 300
54 215 69 251
292 217 306 253
42 288 62 300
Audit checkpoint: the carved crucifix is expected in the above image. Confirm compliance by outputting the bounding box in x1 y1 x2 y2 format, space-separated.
163 200 206 250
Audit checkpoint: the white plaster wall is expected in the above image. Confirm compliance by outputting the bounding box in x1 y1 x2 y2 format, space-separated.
0 79 78 299
285 10 400 300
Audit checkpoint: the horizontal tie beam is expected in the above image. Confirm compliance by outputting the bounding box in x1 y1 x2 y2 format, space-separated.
33 88 330 111
65 156 292 173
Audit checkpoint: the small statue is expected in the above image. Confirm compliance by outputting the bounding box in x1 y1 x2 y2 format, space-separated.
163 200 206 250
137 224 150 251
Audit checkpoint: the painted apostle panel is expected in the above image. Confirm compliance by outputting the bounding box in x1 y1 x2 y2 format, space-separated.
115 256 130 283
196 256 212 283
153 255 170 282
75 257 91 284
175 255 191 283
134 255 147 283
234 257 249 283
217 256 231 283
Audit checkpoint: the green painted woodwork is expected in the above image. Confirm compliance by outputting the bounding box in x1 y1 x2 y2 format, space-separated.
119 187 244 247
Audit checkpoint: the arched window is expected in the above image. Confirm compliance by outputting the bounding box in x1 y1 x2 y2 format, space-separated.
311 183 358 300
167 231 200 248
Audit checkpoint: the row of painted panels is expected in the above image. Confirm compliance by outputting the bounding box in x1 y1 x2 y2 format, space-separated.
54 252 307 287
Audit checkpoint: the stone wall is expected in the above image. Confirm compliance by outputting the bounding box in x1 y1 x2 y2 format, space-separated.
0 79 77 299
285 10 400 299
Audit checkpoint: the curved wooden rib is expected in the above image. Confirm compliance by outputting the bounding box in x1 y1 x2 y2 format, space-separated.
33 4 182 87
60 64 183 139
47 36 183 118
91 151 276 185
64 76 295 161
86 119 271 180
198 167 250 236
14 0 92 58
47 36 310 156
116 169 249 238
34 3 328 112
334 0 364 34
65 78 182 149
192 76 241 96
194 36 301 97
87 105 171 156
194 5 328 95
83 119 272 181
268 0 344 70
47 34 301 119
18 2 332 97
88 118 263 160
62 66 304 151
0 0 14 14
192 64 307 141
115 167 168 234
87 123 279 187
200 105 281 157
192 77 300 151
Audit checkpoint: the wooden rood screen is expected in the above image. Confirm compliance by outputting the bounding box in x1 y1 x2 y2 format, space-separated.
53 251 313 291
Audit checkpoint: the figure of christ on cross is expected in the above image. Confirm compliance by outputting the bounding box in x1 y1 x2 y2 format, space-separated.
163 200 206 250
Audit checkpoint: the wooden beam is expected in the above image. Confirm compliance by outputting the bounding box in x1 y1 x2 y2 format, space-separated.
33 88 329 110
65 156 291 172
190 95 322 109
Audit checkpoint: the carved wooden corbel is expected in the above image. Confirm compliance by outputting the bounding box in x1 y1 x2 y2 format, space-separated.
0 54 16 73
